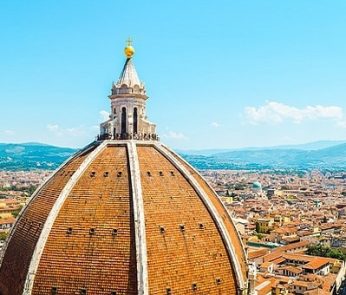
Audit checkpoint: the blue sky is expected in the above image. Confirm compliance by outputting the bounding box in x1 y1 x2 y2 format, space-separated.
1 0 346 149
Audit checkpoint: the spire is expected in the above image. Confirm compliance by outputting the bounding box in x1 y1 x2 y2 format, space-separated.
117 58 141 87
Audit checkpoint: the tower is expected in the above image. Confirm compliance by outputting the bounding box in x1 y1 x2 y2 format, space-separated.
0 41 249 295
100 40 157 141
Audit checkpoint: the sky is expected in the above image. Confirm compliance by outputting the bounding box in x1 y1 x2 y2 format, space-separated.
1 0 346 150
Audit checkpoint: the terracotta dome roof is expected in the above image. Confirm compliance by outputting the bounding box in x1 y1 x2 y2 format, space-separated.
0 43 248 295
0 142 248 295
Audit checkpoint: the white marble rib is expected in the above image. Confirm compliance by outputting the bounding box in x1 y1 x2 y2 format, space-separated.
155 142 246 291
127 141 149 295
22 141 107 295
160 143 248 265
0 142 97 268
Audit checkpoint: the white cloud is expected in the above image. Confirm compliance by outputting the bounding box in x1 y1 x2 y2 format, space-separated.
99 110 110 122
47 124 63 136
245 101 344 125
211 122 220 128
47 124 60 132
46 124 94 137
2 130 15 135
163 131 188 140
337 120 346 128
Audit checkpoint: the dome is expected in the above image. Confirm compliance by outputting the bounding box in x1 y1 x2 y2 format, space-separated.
252 181 262 190
0 43 248 295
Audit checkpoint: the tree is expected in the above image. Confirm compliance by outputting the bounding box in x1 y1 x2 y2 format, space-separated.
26 185 37 196
0 232 8 241
234 183 245 190
307 244 346 261
11 205 23 218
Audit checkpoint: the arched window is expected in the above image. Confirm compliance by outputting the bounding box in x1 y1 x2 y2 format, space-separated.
121 107 127 135
133 107 138 134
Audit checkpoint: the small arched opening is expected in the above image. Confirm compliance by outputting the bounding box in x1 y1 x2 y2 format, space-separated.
121 107 127 136
133 107 138 134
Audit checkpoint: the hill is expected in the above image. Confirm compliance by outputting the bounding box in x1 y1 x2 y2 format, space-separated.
0 143 77 170
181 142 346 171
1 141 346 171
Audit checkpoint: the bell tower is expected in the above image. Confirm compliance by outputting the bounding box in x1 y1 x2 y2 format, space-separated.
99 39 157 140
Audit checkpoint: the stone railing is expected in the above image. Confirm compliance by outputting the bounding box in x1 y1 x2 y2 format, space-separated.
98 133 159 141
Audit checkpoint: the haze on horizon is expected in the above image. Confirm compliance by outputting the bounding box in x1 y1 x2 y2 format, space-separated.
1 0 346 149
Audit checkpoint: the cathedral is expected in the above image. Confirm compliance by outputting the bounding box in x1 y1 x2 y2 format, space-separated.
0 42 249 295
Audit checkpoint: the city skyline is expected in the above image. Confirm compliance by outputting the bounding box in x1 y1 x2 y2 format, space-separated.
1 1 346 149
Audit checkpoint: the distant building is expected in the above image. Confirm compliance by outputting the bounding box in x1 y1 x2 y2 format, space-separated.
252 181 263 194
256 218 274 233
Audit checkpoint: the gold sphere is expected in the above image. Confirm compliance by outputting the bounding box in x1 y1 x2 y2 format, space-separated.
124 45 135 58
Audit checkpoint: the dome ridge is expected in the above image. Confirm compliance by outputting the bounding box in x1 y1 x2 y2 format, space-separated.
159 143 248 274
128 141 149 295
